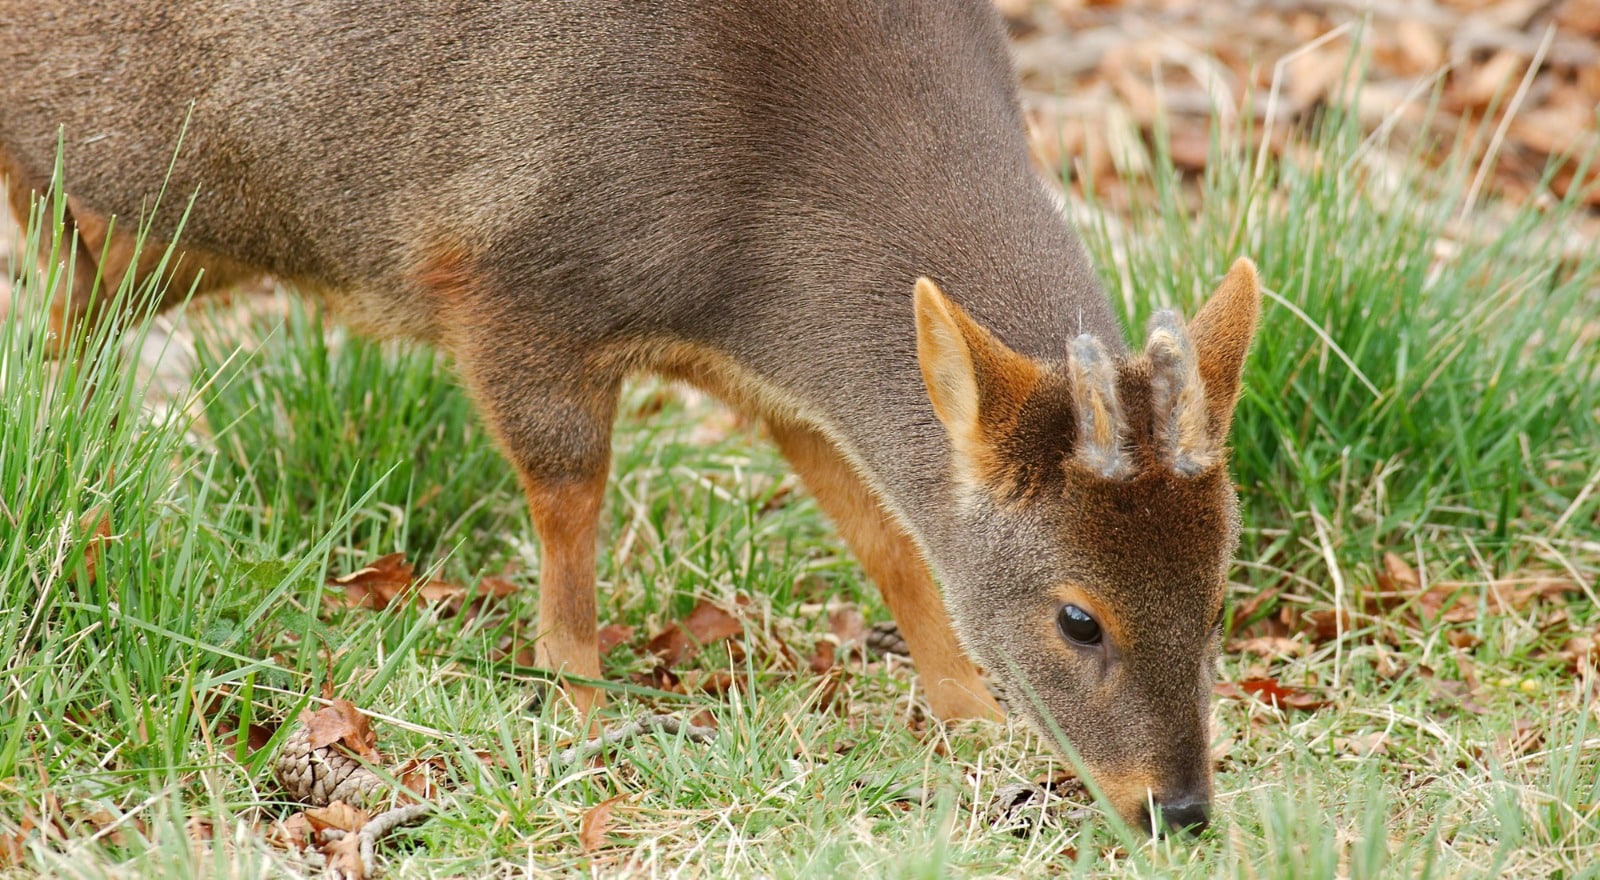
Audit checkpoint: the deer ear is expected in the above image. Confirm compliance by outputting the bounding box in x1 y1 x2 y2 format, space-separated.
1186 258 1261 439
913 277 1039 481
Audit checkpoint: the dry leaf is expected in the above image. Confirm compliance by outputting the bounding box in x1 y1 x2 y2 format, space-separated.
1555 627 1600 674
329 553 509 615
809 666 847 714
689 710 719 731
1335 731 1391 757
578 795 626 853
445 575 520 620
302 699 379 761
828 607 868 655
183 816 215 844
0 831 24 869
330 552 415 610
630 664 683 693
303 801 370 835
1301 608 1350 642
325 832 367 880
1217 677 1330 711
597 624 636 655
808 639 838 675
1447 630 1483 649
394 756 449 802
1229 587 1281 631
646 598 744 666
267 812 313 851
1226 636 1307 659
697 669 746 696
80 506 112 583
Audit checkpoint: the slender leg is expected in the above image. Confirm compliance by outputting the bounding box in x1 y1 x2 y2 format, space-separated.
767 419 1001 721
524 467 608 715
456 347 620 721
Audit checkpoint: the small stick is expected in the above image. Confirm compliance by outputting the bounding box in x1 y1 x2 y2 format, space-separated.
555 713 718 767
323 802 435 879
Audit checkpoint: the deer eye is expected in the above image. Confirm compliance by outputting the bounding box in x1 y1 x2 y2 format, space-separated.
1057 604 1102 646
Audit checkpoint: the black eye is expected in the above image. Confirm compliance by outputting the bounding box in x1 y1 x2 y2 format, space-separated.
1057 604 1103 646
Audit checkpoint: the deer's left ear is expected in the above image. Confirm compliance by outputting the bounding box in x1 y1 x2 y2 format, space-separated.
1185 258 1261 440
913 277 1041 484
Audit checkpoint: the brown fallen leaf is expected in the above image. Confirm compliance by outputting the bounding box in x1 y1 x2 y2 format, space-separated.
578 794 626 853
697 669 745 696
330 552 415 610
1334 731 1390 758
630 664 683 693
1301 608 1350 643
597 624 636 655
302 699 379 762
807 639 837 675
1227 586 1283 637
1226 636 1307 659
266 812 313 851
445 575 520 620
78 505 113 584
1216 677 1330 711
303 801 371 835
206 699 279 759
1447 630 1483 649
828 606 868 654
0 829 24 869
330 554 511 615
325 831 367 880
394 756 449 802
1554 627 1599 674
688 710 719 731
809 666 848 714
183 816 214 844
646 598 744 666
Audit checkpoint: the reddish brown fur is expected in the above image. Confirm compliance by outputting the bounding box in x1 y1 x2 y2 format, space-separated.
768 419 1000 721
411 241 479 304
1187 259 1262 438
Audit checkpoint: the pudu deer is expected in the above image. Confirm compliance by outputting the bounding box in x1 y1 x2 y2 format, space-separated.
0 0 1260 834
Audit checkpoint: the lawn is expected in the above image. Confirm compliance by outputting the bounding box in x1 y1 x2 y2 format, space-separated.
3 87 1598 877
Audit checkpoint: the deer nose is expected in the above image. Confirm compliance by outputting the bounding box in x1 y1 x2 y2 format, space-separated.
1154 799 1211 836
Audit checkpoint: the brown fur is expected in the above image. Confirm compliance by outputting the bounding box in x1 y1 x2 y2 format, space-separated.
0 1 1260 833
768 419 1000 721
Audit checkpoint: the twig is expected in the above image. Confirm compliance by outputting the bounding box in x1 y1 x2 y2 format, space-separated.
323 802 435 879
555 714 718 767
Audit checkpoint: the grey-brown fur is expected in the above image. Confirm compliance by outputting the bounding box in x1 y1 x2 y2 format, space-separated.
0 0 1258 834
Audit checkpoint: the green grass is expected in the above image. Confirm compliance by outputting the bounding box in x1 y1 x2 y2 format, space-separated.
3 87 1599 878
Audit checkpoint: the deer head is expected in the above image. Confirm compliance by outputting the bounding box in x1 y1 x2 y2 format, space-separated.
914 258 1261 834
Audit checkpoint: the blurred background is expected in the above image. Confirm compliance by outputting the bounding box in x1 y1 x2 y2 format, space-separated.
1003 0 1598 237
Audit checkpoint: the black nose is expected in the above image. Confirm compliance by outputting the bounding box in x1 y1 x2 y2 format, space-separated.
1156 800 1211 836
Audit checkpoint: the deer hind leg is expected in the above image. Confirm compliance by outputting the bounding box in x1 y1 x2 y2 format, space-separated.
766 419 1001 721
1 158 101 350
3 152 257 356
455 344 620 721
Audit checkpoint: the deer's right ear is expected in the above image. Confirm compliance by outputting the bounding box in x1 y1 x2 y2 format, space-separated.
1186 258 1262 440
913 277 1039 483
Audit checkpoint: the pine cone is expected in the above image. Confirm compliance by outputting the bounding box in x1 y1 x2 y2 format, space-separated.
273 725 385 807
864 621 909 658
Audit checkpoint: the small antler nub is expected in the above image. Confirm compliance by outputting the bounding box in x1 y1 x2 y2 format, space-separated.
1068 334 1130 479
1145 310 1216 476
